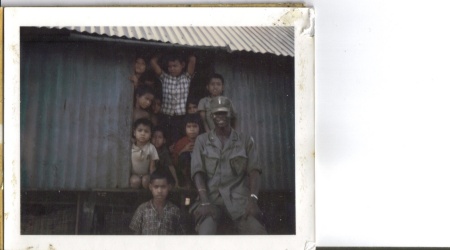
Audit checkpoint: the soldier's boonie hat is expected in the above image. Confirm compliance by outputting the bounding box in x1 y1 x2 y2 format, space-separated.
210 96 231 114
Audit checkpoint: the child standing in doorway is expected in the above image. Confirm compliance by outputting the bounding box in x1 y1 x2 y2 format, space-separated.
152 126 179 188
150 53 196 145
130 118 159 189
129 56 147 88
198 73 236 132
133 85 155 122
172 114 202 189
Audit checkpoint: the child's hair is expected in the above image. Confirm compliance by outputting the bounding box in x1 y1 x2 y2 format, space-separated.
133 118 152 132
165 53 185 64
135 55 147 62
207 73 225 86
186 96 199 106
150 167 175 185
135 84 154 98
183 113 202 129
152 126 165 138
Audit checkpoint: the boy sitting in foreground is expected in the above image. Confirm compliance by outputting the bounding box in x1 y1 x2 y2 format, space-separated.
129 168 185 235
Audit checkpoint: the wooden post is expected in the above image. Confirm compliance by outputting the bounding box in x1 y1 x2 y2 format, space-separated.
75 192 81 234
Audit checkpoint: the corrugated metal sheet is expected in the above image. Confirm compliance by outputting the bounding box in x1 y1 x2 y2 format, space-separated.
46 26 295 57
21 29 295 191
21 41 134 190
214 52 295 190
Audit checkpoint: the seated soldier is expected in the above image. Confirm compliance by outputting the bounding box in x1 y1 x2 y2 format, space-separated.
190 96 267 235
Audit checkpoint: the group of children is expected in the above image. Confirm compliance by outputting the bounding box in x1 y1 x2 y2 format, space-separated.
128 52 236 234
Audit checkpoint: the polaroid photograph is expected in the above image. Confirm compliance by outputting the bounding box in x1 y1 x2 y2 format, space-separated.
4 7 314 249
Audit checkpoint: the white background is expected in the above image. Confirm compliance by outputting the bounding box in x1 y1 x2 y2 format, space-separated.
308 0 450 247
3 0 450 247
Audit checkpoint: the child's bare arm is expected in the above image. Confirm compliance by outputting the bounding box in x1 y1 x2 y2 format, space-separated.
199 111 210 132
129 75 139 88
187 55 196 77
149 160 156 174
150 55 163 76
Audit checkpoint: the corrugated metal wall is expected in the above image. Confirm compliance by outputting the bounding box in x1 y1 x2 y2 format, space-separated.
214 52 295 190
20 33 295 191
21 40 134 190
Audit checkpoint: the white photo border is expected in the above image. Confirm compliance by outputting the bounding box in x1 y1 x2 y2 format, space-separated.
4 7 315 250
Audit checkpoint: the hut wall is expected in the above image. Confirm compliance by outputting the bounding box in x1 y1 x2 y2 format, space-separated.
213 52 295 191
20 37 295 191
20 40 134 190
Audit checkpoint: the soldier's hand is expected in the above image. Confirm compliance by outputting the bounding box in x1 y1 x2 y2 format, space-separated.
243 198 262 220
194 203 218 222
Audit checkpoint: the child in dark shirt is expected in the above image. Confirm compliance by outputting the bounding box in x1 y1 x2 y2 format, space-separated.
186 97 198 115
133 85 155 122
152 126 179 188
172 114 202 189
150 95 163 127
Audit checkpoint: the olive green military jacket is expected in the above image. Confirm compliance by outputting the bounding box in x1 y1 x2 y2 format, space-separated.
191 129 261 220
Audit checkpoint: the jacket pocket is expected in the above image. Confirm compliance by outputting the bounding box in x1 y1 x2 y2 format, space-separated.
230 153 248 176
203 148 219 178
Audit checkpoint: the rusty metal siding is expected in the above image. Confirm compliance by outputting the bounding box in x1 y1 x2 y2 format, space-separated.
46 26 294 57
214 52 295 190
21 41 134 190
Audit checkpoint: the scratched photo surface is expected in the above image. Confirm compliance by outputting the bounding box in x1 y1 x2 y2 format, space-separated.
5 7 314 250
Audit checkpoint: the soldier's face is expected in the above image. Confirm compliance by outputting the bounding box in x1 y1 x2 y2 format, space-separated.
212 111 230 128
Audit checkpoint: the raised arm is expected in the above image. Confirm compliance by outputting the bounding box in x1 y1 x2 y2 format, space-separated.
187 55 196 77
150 55 163 77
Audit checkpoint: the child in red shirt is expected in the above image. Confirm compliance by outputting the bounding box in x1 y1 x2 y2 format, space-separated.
172 114 202 188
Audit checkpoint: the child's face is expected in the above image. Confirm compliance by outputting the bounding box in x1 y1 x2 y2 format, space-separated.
134 58 146 74
187 103 198 114
207 78 224 97
186 122 200 140
167 60 185 77
152 99 161 114
152 131 165 149
134 124 152 144
137 93 154 110
149 178 171 202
